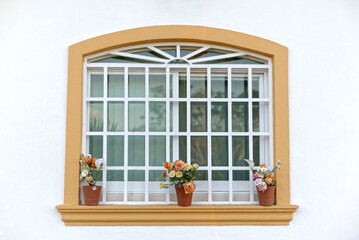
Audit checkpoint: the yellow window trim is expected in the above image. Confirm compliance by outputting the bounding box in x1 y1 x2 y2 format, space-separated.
57 25 298 226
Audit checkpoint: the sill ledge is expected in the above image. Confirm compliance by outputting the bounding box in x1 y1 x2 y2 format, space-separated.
56 204 298 226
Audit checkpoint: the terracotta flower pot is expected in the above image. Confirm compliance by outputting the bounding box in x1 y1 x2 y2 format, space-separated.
175 186 193 207
82 186 102 206
257 185 275 206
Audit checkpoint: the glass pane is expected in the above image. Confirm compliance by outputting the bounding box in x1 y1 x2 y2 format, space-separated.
157 46 176 57
253 102 269 132
191 136 207 166
88 136 103 158
212 136 228 166
107 102 124 131
179 136 187 163
149 170 166 202
149 102 166 132
212 170 229 201
253 136 270 167
252 76 260 98
89 101 103 132
128 136 145 166
108 74 124 97
232 136 249 166
107 170 124 181
179 75 187 98
211 72 228 98
93 56 161 64
107 136 124 166
233 170 249 181
191 102 207 132
149 170 164 181
90 74 104 97
232 102 248 132
211 102 228 132
232 76 248 98
128 102 145 132
252 76 267 98
196 170 208 180
149 72 166 98
233 170 250 201
128 170 145 181
191 75 207 98
179 102 187 132
128 71 145 97
149 136 166 166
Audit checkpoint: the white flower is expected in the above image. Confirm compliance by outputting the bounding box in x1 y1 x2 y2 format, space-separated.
81 169 89 177
95 158 104 169
244 159 254 170
256 171 264 178
254 179 263 186
260 167 268 172
169 171 176 178
184 163 190 170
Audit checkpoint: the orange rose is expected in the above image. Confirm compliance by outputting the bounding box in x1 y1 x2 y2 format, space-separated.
260 164 267 168
264 173 271 178
163 162 171 169
184 182 196 194
162 171 167 178
175 160 185 171
265 178 272 185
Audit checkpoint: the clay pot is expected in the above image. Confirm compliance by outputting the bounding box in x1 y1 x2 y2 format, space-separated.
175 186 193 207
257 185 275 206
82 186 102 206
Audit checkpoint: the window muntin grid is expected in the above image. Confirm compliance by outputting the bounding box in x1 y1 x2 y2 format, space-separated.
82 43 272 205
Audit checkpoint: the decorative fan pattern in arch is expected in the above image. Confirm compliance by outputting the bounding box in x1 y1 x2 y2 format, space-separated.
87 43 268 65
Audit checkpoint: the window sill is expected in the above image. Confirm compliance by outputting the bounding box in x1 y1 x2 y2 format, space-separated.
56 204 298 226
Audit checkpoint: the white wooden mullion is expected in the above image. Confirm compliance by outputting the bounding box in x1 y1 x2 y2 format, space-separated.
111 52 167 63
165 67 170 203
102 67 108 203
148 46 175 60
207 67 212 203
172 72 179 160
145 67 149 202
176 45 180 58
268 62 274 170
189 53 245 64
123 67 129 203
182 46 210 60
186 67 191 165
228 67 233 204
248 67 254 203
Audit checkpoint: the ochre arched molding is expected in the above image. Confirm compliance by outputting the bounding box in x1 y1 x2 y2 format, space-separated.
58 25 297 226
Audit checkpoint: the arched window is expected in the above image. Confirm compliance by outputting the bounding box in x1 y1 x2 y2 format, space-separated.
57 26 297 225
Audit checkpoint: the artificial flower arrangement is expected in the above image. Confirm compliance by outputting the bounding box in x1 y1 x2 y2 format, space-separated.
79 154 104 187
160 160 199 194
244 159 282 192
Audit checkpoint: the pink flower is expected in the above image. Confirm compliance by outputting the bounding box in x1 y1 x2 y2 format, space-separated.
257 182 267 192
253 173 261 180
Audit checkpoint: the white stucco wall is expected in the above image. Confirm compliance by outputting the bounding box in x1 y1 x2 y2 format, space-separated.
1 0 359 239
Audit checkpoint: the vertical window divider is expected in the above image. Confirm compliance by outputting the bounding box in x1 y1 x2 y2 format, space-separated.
165 67 170 203
248 67 254 203
228 67 233 204
124 67 129 203
172 72 179 160
207 67 212 203
186 67 191 165
268 61 274 170
145 67 149 202
102 67 108 203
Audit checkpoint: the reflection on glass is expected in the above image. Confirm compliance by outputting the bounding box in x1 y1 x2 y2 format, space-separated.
149 74 166 97
252 77 260 98
128 136 145 166
107 136 124 166
253 136 270 166
179 75 187 98
149 136 166 166
179 102 187 132
128 102 145 131
107 102 124 131
149 170 165 181
128 74 145 97
128 170 145 181
211 76 228 98
107 170 124 181
196 170 208 180
108 74 124 97
232 102 248 132
232 136 249 166
179 136 187 162
212 170 228 180
149 102 166 132
212 136 228 166
232 76 248 98
191 136 207 166
233 170 249 181
191 102 207 132
211 102 228 132
191 75 207 98
90 74 104 97
89 136 103 158
89 101 103 132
